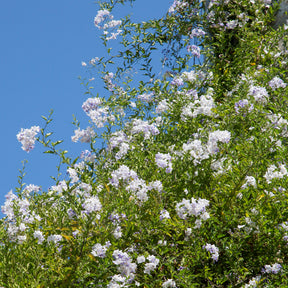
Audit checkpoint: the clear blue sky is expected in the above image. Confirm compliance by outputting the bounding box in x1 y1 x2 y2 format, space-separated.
0 0 170 214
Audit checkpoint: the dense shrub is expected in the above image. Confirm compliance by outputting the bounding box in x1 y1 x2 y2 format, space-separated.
1 0 288 287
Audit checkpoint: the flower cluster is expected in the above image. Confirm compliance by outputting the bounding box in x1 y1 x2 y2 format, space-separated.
82 97 115 128
155 152 173 173
262 263 282 274
91 241 111 258
248 85 269 104
71 127 96 143
94 9 122 41
175 197 210 226
264 164 288 184
268 76 287 91
109 131 131 160
203 243 219 262
234 99 253 114
143 255 160 274
181 89 215 120
16 126 40 152
168 0 189 13
110 165 163 203
130 119 159 139
187 44 201 58
112 249 137 277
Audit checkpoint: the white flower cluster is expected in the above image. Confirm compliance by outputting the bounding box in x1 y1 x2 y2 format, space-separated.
71 127 96 143
207 130 231 154
160 209 170 220
143 255 160 274
91 241 111 258
268 76 287 91
94 9 122 41
112 249 137 284
263 263 282 274
264 164 288 184
49 180 68 194
16 126 40 152
203 243 219 262
109 165 163 203
109 131 131 160
156 99 169 114
248 85 269 104
234 99 254 114
175 197 210 227
130 119 159 139
241 176 257 189
81 97 115 128
168 0 189 13
47 234 62 245
33 230 45 244
162 279 177 288
67 167 79 183
181 90 215 120
155 152 173 173
22 184 41 196
182 130 231 165
243 275 261 288
1 190 41 243
183 139 210 165
82 195 102 215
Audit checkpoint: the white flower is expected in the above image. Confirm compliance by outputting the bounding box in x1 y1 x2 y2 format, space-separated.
160 209 170 220
264 164 288 184
17 235 27 244
71 127 95 143
181 93 215 120
67 167 79 183
47 234 62 244
176 197 209 220
156 99 169 113
263 263 282 274
155 152 173 173
203 243 219 262
82 196 102 214
137 255 146 264
91 243 107 258
17 126 40 152
269 76 287 91
113 225 122 239
110 165 138 188
34 230 45 244
248 85 269 103
241 176 257 189
162 279 177 288
144 256 160 274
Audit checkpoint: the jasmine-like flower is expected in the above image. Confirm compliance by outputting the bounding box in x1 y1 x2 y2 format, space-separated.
47 234 62 245
82 196 102 214
203 243 219 262
34 230 45 244
17 126 40 152
144 255 160 274
263 263 282 274
91 243 108 258
160 209 171 220
187 45 201 58
155 152 173 173
162 279 177 288
268 76 287 91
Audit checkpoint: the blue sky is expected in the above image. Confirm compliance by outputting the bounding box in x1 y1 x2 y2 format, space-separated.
0 0 170 214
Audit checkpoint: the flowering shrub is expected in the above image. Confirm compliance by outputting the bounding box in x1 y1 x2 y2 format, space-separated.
2 0 288 287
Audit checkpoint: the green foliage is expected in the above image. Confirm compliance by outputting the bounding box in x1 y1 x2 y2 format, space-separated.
2 0 288 287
